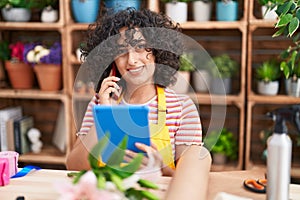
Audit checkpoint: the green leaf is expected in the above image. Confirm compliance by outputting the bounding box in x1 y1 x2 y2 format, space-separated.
293 32 300 42
140 190 160 200
121 153 144 173
138 179 159 189
273 26 286 37
110 167 133 179
88 133 110 169
280 49 290 59
288 17 299 37
71 170 87 184
110 171 126 192
106 135 128 166
276 13 293 28
97 171 106 189
280 61 290 79
279 1 293 15
296 8 300 20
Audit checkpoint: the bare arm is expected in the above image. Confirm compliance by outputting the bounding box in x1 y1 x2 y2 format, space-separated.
165 145 211 200
65 126 98 170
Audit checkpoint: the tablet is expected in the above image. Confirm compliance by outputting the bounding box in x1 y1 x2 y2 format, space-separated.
93 105 150 162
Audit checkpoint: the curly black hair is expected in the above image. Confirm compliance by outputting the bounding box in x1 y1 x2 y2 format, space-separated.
81 8 183 92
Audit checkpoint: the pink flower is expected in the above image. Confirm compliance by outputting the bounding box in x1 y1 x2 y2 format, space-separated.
55 171 125 200
9 42 24 62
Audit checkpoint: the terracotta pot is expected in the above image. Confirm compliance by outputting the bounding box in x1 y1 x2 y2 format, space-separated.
5 61 34 89
34 64 62 91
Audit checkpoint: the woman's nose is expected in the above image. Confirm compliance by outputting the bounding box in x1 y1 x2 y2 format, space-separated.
127 50 138 65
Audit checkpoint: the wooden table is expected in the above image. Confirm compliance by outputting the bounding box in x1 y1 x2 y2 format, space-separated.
0 169 299 200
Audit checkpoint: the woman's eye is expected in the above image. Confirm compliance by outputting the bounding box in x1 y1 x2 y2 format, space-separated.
135 44 146 52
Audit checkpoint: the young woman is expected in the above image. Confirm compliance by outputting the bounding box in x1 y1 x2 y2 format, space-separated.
66 8 211 180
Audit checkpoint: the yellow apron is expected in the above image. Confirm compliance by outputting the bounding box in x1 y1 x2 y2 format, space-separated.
150 86 175 169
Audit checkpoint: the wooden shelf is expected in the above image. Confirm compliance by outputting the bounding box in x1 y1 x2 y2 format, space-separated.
0 22 64 31
189 93 244 106
0 89 67 101
248 94 300 104
181 21 247 30
18 145 66 165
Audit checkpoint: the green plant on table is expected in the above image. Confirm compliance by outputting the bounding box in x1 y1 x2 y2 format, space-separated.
210 54 238 78
255 59 281 82
204 128 238 160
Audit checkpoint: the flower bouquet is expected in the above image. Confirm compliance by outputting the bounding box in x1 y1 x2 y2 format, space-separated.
57 134 161 200
25 42 62 91
4 41 35 89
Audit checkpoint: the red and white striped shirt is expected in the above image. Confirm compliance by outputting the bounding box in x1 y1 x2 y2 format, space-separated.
78 88 203 155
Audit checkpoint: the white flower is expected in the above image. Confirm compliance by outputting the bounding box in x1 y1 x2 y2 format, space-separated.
26 45 50 63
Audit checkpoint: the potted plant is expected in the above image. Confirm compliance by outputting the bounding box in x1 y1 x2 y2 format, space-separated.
257 0 277 20
25 42 62 91
209 54 238 94
216 0 239 21
40 0 59 23
255 59 281 95
271 0 300 97
104 0 142 14
191 0 212 22
0 0 40 22
161 0 191 23
204 128 238 165
170 53 195 93
71 0 100 23
192 54 211 93
3 41 35 89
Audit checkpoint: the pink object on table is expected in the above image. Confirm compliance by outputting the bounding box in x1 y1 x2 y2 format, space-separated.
0 151 19 177
0 158 10 186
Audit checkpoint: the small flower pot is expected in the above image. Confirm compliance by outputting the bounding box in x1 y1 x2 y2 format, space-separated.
5 61 34 89
261 5 277 20
257 80 279 96
285 78 300 97
192 1 212 22
105 0 141 14
211 77 232 94
1 8 31 22
165 2 188 23
41 6 58 23
192 70 211 93
216 1 238 21
71 0 100 23
34 64 62 91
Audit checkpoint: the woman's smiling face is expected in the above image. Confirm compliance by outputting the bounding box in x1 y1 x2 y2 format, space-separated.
114 28 156 87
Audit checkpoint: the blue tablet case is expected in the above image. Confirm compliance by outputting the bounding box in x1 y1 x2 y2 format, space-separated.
93 105 150 162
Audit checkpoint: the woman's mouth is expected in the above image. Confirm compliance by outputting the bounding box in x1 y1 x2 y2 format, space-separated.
128 66 144 74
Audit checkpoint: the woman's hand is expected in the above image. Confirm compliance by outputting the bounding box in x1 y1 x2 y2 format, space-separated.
125 143 175 176
98 76 122 105
124 143 163 170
